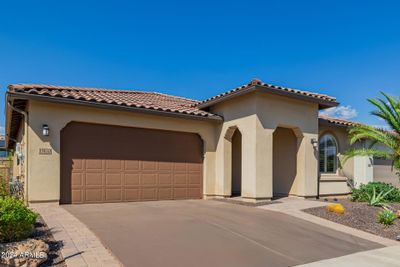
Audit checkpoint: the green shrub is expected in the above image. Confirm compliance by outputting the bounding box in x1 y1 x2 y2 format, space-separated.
0 196 37 242
351 182 400 203
377 208 397 225
0 176 8 198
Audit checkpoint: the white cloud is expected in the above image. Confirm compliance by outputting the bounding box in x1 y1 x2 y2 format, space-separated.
320 105 358 120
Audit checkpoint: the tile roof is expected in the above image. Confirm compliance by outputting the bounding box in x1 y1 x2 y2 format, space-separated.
318 115 359 127
8 84 221 120
196 79 337 108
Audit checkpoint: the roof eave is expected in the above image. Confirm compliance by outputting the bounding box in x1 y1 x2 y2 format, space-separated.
318 118 352 128
7 92 224 123
197 85 339 109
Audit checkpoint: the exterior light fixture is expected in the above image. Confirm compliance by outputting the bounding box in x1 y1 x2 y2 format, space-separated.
311 138 318 148
42 124 50 136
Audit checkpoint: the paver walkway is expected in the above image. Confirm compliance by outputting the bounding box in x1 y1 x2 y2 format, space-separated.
31 203 121 267
258 197 398 247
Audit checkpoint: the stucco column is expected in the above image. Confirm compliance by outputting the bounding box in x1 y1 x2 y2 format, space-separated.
255 127 273 199
297 133 319 197
241 121 272 200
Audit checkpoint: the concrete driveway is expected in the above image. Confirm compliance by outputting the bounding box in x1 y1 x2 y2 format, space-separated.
64 200 381 267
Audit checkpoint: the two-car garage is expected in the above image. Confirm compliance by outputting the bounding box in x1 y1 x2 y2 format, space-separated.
60 122 204 204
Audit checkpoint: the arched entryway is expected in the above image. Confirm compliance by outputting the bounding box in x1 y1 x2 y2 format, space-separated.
231 129 242 196
273 127 299 197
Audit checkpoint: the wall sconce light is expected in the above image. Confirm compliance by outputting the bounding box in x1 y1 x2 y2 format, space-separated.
42 124 49 136
311 138 318 148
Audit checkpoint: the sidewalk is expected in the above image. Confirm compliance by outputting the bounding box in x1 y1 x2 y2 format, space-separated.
258 197 398 247
31 203 121 267
296 245 400 267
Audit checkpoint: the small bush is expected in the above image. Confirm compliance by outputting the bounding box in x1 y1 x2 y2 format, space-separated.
0 176 8 198
351 182 400 203
377 208 397 225
0 196 37 242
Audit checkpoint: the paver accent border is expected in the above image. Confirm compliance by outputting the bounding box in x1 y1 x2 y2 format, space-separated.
30 203 122 267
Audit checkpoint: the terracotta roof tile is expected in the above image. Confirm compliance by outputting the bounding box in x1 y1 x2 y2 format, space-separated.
8 84 221 119
196 79 337 107
318 115 359 127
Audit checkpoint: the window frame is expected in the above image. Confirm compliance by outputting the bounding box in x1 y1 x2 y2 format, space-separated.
319 134 339 174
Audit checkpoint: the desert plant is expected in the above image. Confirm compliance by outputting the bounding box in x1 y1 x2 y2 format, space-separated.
343 92 400 178
366 186 395 207
0 196 37 242
377 208 397 225
351 182 400 203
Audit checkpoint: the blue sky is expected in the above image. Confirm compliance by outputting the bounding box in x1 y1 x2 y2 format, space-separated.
1 0 399 133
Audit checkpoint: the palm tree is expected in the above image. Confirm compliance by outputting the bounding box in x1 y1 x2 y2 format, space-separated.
343 92 400 177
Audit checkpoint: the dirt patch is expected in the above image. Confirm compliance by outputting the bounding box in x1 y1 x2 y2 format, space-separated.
304 199 400 240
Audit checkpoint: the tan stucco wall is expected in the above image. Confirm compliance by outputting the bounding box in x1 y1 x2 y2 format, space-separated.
18 91 351 202
26 100 218 202
210 92 320 199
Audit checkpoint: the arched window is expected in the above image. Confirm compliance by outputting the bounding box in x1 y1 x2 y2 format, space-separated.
319 134 338 173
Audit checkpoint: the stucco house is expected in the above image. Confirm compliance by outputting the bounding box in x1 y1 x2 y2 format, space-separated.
4 79 395 204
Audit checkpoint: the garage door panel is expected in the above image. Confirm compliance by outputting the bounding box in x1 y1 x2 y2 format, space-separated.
106 160 122 170
142 161 157 171
124 173 140 185
86 159 103 170
174 174 187 185
158 162 173 171
142 188 157 200
85 189 103 202
188 173 201 185
71 189 83 203
71 172 84 186
174 163 187 171
61 122 203 204
86 173 103 186
105 173 122 185
125 160 140 171
72 159 84 170
142 173 157 186
105 189 122 201
158 188 173 200
173 188 187 199
124 188 140 201
188 188 201 198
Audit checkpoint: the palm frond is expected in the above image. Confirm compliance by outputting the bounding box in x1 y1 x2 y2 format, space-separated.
348 125 397 151
342 148 392 165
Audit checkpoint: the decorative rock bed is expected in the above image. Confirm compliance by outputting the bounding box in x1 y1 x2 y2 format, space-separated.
304 199 400 240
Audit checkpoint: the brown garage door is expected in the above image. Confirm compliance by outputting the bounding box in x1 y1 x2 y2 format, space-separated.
60 122 203 204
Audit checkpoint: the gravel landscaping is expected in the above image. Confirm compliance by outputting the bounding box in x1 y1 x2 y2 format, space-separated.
304 199 400 240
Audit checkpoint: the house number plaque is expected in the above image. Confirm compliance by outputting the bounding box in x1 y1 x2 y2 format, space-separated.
39 148 52 155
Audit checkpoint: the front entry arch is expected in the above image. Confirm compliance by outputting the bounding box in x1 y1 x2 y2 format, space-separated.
273 127 299 197
231 129 242 196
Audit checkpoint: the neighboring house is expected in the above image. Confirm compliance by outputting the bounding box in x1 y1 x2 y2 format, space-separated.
3 79 391 205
